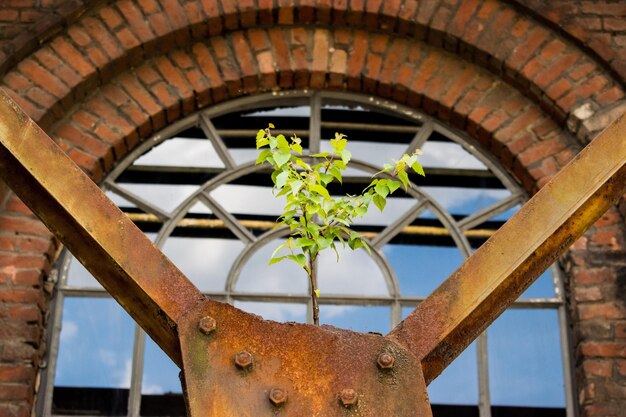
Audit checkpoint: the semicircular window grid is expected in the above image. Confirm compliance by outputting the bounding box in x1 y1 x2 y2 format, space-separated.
48 92 571 417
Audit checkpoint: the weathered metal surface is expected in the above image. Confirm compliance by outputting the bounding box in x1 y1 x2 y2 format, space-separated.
179 300 432 417
1 86 625 416
0 90 203 367
388 112 626 384
0 89 434 416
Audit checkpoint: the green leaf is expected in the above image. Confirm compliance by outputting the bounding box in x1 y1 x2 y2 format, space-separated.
397 170 409 190
287 254 307 267
291 143 303 155
373 194 386 212
318 237 333 249
311 152 330 158
333 159 346 170
320 173 334 185
329 166 342 183
268 123 275 128
387 180 401 194
256 129 269 149
290 179 304 196
294 159 310 171
275 171 289 189
331 135 348 152
355 205 367 217
340 149 352 164
256 149 271 164
269 135 277 149
269 256 285 265
270 241 289 259
314 289 321 298
273 151 291 168
277 134 290 153
375 182 389 198
310 184 331 200
411 161 425 176
295 237 315 248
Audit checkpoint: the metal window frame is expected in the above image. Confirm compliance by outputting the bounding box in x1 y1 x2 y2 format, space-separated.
38 91 574 417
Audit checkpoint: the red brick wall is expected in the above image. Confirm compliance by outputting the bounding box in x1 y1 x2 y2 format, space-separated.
0 1 624 417
508 0 626 84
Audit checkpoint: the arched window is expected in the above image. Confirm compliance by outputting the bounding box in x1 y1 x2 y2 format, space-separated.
40 91 573 417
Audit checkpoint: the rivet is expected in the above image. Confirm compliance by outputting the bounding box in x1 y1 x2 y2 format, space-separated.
234 351 253 369
269 387 288 406
339 388 358 407
377 352 395 369
198 316 216 334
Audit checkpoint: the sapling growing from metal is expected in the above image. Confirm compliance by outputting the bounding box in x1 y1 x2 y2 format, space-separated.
256 124 425 325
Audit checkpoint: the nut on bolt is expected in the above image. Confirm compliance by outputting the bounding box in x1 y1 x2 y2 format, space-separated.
234 351 253 369
198 316 216 334
340 388 358 407
269 388 288 406
377 352 395 369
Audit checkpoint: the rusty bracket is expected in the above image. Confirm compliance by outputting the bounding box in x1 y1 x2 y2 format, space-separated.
0 87 624 415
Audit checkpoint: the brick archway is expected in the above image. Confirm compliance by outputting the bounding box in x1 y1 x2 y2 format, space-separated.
0 2 625 417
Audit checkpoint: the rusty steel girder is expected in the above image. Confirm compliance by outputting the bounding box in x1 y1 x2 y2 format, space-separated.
0 88 625 416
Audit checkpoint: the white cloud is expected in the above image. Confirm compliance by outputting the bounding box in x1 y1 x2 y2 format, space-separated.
135 138 225 168
60 320 78 343
113 358 132 389
98 349 117 368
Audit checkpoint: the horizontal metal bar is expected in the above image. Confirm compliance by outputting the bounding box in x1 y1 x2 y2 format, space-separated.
60 287 561 309
388 112 626 384
124 212 497 239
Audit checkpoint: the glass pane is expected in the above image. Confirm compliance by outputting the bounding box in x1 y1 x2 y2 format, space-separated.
318 247 388 296
236 240 308 294
488 309 565 407
106 190 138 209
386 245 463 296
320 305 389 334
65 257 103 289
117 183 198 213
142 338 182 395
134 137 225 168
421 141 488 170
428 342 479 405
162 237 243 292
521 269 556 299
422 186 511 217
53 298 134 415
210 184 284 218
352 196 416 227
234 301 307 323
320 140 408 174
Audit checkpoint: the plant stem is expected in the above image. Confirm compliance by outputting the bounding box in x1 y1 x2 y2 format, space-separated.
309 253 319 325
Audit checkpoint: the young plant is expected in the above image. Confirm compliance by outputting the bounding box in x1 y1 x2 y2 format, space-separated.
256 124 424 325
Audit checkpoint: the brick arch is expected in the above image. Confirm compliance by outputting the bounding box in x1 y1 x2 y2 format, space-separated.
0 0 624 134
36 27 574 193
0 12 624 417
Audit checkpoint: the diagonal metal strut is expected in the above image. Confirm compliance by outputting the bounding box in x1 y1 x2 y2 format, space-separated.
0 88 624 415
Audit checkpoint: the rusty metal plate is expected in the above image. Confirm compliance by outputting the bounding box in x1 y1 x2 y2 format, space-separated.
179 300 432 417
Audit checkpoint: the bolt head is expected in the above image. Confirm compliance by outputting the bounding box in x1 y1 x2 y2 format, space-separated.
340 388 358 407
269 388 288 406
198 316 216 334
234 351 253 369
377 352 395 369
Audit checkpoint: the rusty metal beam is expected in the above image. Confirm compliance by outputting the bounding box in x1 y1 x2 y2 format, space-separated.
0 90 435 416
388 113 626 384
0 90 204 367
